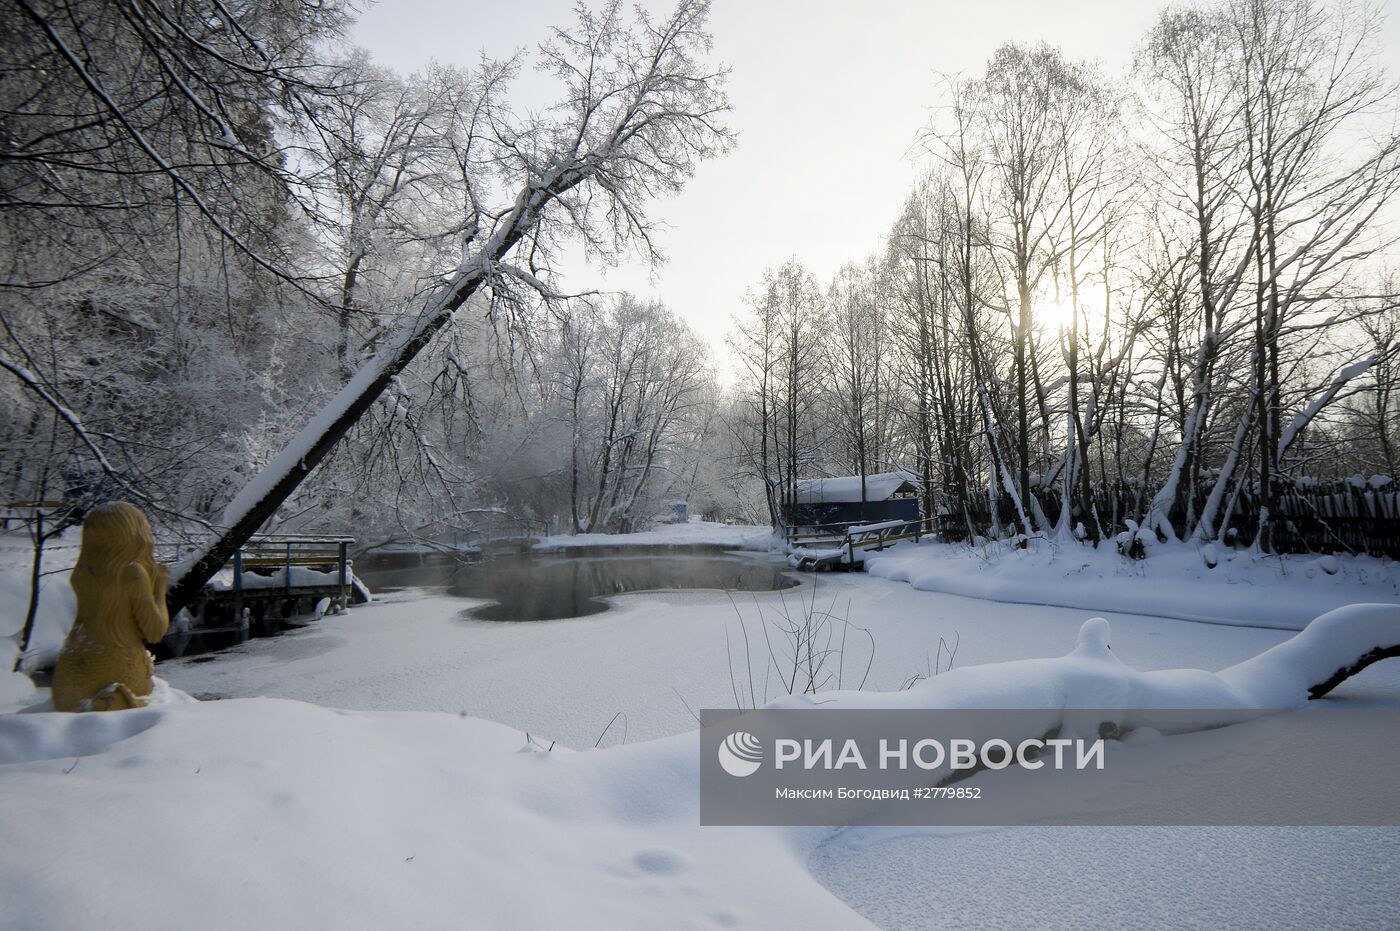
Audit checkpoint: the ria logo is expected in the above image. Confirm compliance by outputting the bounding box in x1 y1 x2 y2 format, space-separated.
718 731 763 777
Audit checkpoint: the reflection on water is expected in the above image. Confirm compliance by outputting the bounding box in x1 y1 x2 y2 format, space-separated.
455 554 797 621
356 548 798 622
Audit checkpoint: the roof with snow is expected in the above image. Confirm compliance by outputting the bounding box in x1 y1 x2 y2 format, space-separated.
795 471 919 504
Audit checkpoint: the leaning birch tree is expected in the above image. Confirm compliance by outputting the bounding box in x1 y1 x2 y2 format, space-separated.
167 0 732 611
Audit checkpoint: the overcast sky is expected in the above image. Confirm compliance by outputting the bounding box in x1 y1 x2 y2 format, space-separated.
353 1 1400 377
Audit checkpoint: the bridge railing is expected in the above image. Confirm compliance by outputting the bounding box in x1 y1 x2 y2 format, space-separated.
842 516 938 555
0 500 69 532
788 516 938 568
787 517 899 548
225 534 355 596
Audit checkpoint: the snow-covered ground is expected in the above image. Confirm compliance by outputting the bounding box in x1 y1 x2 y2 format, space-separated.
2 695 867 930
4 537 1400 929
533 519 773 553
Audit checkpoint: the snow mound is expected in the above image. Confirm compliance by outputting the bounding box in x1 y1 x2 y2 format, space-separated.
788 606 1400 714
0 670 36 715
0 705 163 765
1220 604 1400 706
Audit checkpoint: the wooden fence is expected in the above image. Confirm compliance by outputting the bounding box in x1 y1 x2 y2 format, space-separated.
938 479 1400 558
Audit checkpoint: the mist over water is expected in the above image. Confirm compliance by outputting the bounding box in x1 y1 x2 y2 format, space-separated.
356 548 798 622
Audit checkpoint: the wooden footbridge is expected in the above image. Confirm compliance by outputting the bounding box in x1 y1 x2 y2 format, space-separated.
787 516 936 571
164 534 367 656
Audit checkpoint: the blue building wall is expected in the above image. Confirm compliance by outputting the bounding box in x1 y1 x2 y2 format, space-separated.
790 497 920 532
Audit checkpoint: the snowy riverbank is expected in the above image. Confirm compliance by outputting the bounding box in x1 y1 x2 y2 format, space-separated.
865 537 1400 629
533 519 774 552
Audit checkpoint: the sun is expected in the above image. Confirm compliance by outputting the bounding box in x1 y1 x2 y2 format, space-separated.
1033 294 1081 333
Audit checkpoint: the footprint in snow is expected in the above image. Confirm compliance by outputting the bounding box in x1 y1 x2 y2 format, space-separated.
633 847 689 876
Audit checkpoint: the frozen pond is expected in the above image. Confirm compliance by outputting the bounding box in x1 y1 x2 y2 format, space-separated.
359 547 798 621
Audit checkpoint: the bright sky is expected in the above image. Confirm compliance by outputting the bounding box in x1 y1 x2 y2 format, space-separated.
354 0 1400 378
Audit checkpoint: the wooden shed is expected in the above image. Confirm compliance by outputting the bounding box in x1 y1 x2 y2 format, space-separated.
790 470 922 531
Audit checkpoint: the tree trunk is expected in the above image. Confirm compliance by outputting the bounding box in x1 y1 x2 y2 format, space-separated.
168 171 579 613
12 512 45 674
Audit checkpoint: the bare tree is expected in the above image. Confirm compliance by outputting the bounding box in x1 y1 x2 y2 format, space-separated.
828 260 887 517
975 44 1076 517
728 280 783 524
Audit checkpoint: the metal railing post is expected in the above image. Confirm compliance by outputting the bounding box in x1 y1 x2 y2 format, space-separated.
338 540 348 609
233 549 243 629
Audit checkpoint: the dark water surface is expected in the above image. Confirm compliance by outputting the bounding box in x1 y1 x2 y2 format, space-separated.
357 547 797 621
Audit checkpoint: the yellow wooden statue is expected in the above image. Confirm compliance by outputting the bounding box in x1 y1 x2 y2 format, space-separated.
51 502 170 712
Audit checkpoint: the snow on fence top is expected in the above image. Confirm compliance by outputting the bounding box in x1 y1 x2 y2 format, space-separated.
795 471 920 505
